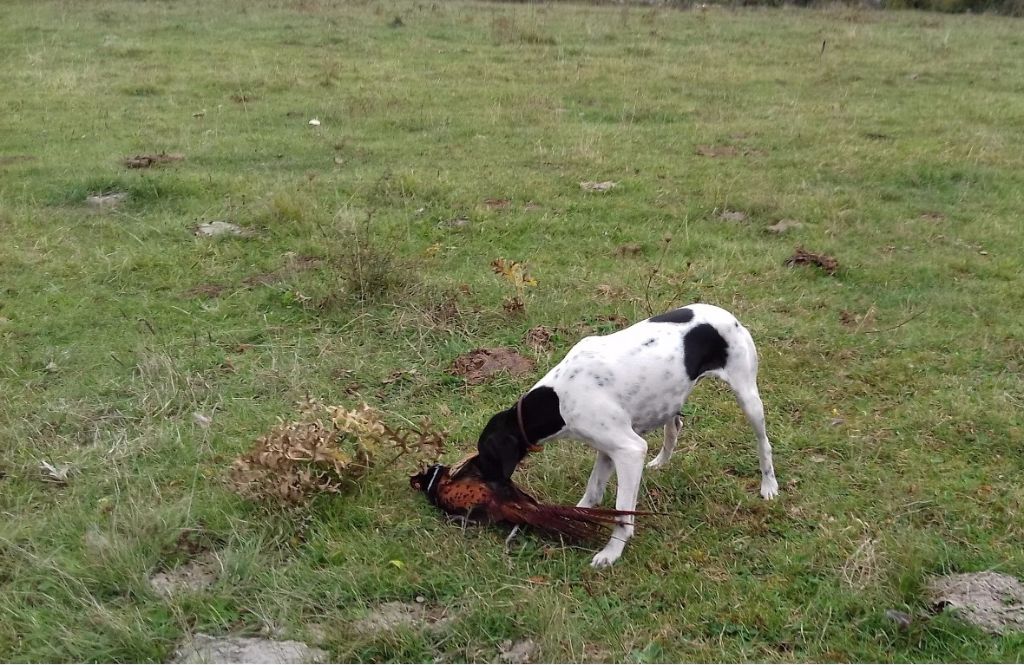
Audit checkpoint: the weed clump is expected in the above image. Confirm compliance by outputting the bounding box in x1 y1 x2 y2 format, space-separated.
491 258 536 314
228 398 445 506
330 212 412 305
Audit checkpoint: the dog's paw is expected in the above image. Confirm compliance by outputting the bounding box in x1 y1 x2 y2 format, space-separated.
646 456 668 470
590 549 621 569
760 475 779 500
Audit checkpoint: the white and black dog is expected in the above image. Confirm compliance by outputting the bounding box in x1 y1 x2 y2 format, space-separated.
474 303 778 568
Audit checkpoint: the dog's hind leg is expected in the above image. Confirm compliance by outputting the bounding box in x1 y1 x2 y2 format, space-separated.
722 337 779 500
647 414 682 470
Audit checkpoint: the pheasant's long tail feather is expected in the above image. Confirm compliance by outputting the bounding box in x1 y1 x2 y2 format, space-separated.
495 500 662 542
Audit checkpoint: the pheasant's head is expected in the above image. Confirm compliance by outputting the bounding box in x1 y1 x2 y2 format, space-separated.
409 464 447 497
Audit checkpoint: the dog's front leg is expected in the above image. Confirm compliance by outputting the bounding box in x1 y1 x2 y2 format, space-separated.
647 414 682 470
576 452 613 508
590 434 648 568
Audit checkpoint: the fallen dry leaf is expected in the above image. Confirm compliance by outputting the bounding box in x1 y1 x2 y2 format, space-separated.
839 309 876 329
123 152 184 169
450 348 535 385
580 180 617 193
613 243 643 257
39 460 71 484
785 246 839 276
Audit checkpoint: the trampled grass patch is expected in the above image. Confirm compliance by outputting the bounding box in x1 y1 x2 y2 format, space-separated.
1 0 1023 661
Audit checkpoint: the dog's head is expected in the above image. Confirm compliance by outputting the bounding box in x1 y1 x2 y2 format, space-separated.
475 409 527 483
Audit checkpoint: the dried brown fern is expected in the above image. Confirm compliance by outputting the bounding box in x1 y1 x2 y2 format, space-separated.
228 398 447 506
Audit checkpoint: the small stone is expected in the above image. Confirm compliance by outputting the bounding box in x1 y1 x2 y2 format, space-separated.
499 638 539 663
885 609 913 630
766 219 803 234
193 221 252 238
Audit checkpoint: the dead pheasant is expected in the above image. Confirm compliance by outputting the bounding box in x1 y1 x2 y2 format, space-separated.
410 454 656 542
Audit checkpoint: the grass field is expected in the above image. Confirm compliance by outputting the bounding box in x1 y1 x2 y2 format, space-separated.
2 0 1024 661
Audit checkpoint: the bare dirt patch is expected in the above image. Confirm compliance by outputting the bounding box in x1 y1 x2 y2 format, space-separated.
172 634 328 664
123 152 184 169
696 144 738 157
839 308 876 330
450 347 534 385
524 326 554 353
182 283 227 299
353 601 451 633
928 572 1024 634
696 144 766 158
149 551 220 597
0 154 36 166
784 246 838 276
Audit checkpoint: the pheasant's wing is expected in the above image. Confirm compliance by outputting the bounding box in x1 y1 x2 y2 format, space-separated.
435 474 495 516
447 452 479 480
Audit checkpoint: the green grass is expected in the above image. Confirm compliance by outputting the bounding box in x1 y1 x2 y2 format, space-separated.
2 0 1024 661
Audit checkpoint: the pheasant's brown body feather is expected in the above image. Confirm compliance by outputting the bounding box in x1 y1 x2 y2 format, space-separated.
410 455 657 542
